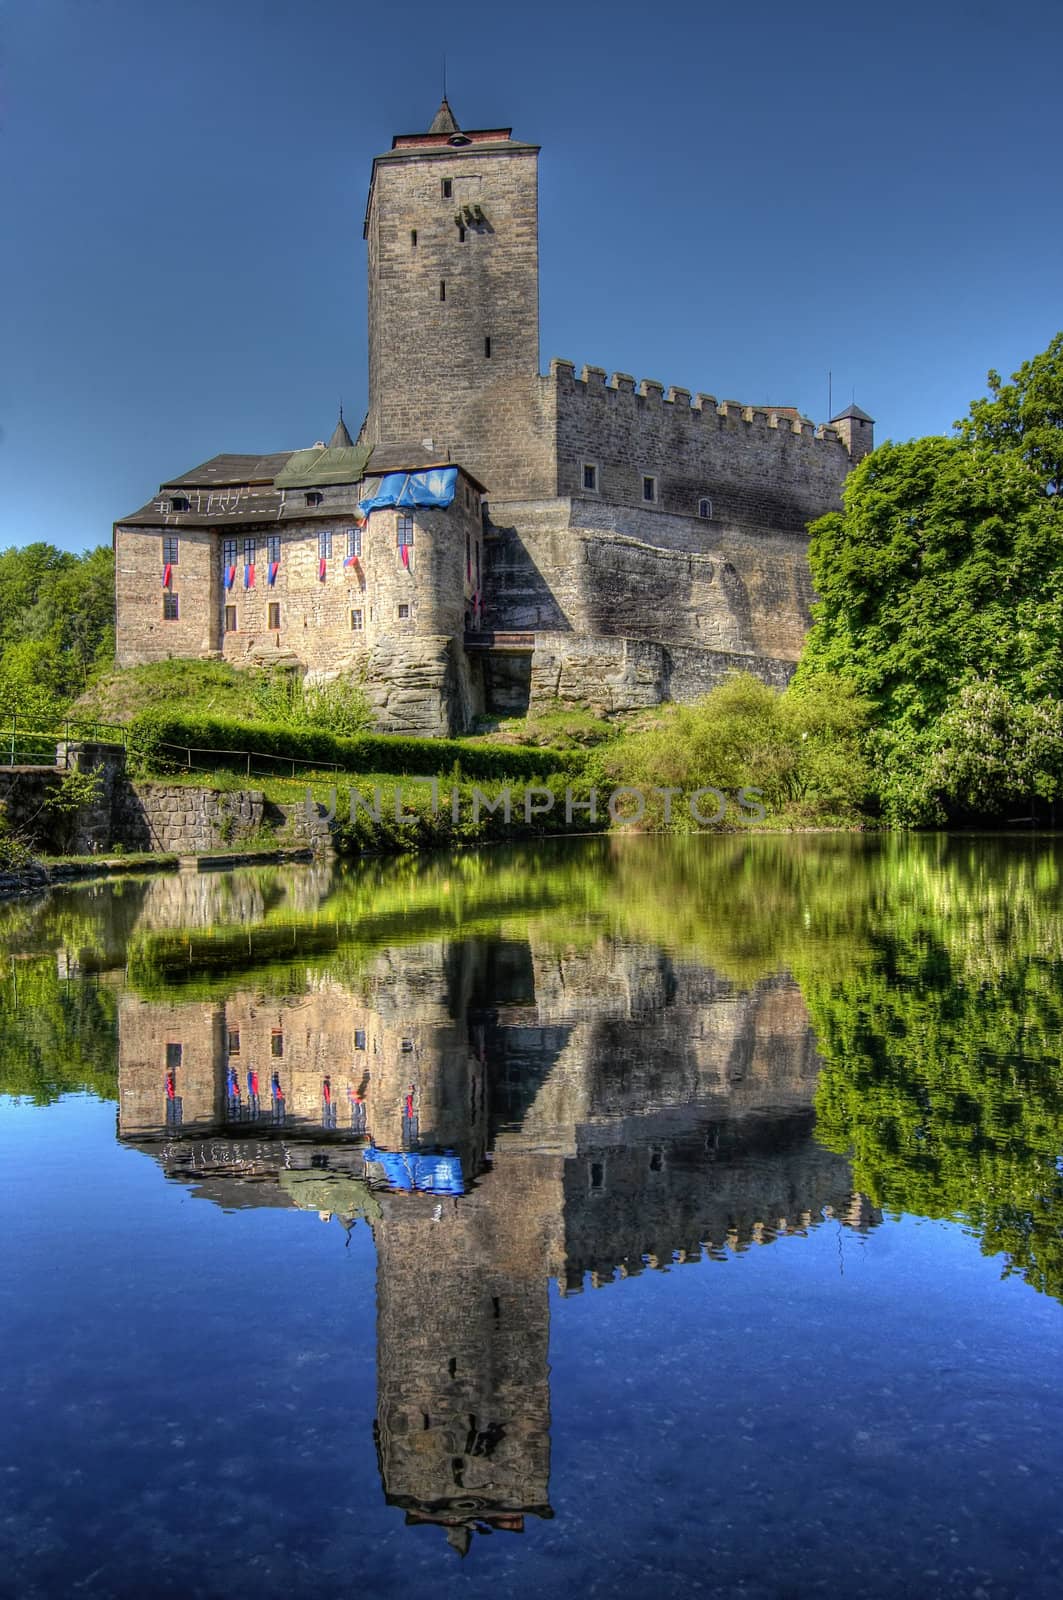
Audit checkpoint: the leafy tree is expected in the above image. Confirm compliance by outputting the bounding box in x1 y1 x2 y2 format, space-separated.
957 331 1063 496
0 542 115 722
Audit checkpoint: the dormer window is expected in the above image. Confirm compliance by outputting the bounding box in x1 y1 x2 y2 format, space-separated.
305 491 323 507
170 496 190 513
448 135 471 147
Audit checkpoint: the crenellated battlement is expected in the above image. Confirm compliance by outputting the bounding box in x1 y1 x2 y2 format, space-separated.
547 358 842 449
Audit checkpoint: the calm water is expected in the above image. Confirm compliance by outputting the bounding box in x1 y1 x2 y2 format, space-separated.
2 834 1062 1599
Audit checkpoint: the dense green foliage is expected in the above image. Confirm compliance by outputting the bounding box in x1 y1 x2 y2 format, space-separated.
588 673 873 826
0 543 115 725
0 956 118 1102
129 709 579 783
799 334 1063 825
77 656 373 736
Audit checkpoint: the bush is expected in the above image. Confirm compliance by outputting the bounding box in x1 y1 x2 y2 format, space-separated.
587 674 873 827
128 710 580 784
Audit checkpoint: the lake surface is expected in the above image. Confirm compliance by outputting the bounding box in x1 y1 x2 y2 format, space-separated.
2 834 1062 1599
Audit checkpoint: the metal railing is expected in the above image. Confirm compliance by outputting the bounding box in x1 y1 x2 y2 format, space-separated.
1 717 129 768
155 741 342 780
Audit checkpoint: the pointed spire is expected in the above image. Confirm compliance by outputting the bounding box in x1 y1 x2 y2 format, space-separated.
328 407 354 449
428 97 460 136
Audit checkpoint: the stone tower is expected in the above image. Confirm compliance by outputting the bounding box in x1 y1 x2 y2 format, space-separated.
363 99 548 497
830 404 876 465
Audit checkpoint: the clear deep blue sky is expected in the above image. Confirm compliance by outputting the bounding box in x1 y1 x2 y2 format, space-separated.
4 0 1060 554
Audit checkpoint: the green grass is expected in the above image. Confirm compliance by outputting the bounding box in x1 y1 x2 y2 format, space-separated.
73 659 260 725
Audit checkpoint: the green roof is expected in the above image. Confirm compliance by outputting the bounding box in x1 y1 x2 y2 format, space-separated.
274 441 372 489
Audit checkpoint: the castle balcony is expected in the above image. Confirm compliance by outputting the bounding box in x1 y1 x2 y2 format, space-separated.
464 630 536 654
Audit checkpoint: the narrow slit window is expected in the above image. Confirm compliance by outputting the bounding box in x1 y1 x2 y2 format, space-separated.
411 229 418 247
582 462 598 493
162 592 179 621
267 602 281 630
439 279 446 302
642 475 657 503
442 178 452 199
484 336 491 358
590 1160 605 1191
458 224 466 242
224 605 237 633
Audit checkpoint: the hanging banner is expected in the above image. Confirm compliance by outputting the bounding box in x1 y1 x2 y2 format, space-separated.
319 557 327 581
268 560 279 587
400 544 410 569
225 564 236 590
244 562 255 589
162 563 172 589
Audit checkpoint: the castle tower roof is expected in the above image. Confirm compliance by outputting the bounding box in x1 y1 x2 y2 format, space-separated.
831 403 875 424
427 97 460 137
328 409 354 449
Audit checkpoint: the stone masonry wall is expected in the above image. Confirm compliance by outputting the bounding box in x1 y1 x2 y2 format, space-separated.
116 783 267 853
115 526 221 667
548 361 851 531
486 496 816 669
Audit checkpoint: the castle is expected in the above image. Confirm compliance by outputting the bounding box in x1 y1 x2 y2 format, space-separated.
114 98 873 735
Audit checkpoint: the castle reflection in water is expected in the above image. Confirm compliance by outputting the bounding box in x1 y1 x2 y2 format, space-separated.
114 873 877 1557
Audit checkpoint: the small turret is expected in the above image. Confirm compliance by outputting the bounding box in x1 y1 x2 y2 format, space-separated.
830 404 875 464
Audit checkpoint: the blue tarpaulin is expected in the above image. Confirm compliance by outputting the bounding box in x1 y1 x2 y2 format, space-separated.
364 1147 465 1195
357 467 458 517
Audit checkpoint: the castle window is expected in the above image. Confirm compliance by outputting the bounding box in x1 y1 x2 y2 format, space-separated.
162 534 179 566
642 475 658 503
346 526 362 559
582 462 598 494
396 513 414 547
350 608 363 631
439 279 446 302
354 1029 366 1050
401 1038 414 1053
698 497 713 520
442 178 452 199
162 592 179 622
318 529 333 560
271 1030 283 1058
458 224 466 242
397 603 410 620
590 1159 605 1192
268 602 281 630
411 229 418 247
306 491 323 507
224 605 237 633
170 496 190 513
267 534 281 563
222 538 238 568
166 1043 182 1070
243 537 256 564
484 336 491 358
227 1029 240 1057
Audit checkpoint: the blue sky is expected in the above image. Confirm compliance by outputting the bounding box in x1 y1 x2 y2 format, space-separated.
3 0 1060 554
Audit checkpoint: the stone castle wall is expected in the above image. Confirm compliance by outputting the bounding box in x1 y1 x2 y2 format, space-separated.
547 360 850 529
